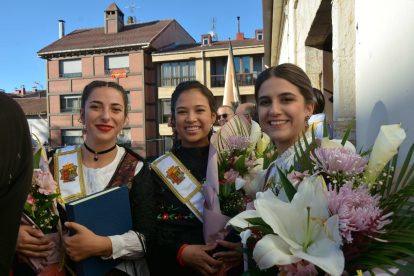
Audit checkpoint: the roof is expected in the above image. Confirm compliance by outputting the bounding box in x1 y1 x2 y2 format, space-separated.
13 98 47 115
37 19 175 55
105 2 121 11
154 38 264 55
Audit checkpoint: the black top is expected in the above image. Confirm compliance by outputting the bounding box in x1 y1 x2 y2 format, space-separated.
152 145 209 275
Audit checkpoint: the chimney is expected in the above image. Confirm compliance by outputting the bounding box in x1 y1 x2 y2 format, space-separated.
21 87 26 95
32 88 37 92
127 16 133 24
236 17 244 40
59 20 65 39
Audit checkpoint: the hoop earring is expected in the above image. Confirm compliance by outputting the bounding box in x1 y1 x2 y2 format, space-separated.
304 115 311 132
119 129 125 138
82 125 87 134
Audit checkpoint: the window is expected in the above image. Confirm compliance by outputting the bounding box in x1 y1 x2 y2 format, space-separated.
257 31 263 41
127 92 131 110
62 130 83 146
161 61 196 87
59 59 82 78
203 36 209 46
211 55 264 87
60 95 81 113
105 55 130 74
162 99 171 123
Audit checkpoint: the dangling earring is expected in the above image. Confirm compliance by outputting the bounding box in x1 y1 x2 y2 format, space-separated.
304 115 311 132
119 129 125 138
82 125 87 134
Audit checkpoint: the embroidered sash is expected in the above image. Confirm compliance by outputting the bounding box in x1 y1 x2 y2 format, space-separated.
54 145 86 203
151 152 205 222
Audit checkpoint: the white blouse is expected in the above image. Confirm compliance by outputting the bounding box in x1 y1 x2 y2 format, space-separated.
266 132 313 202
82 146 149 275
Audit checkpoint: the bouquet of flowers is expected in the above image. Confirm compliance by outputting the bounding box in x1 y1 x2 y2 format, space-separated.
20 136 65 275
228 122 414 276
203 115 277 243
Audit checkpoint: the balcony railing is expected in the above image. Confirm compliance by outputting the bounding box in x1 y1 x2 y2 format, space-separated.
210 73 262 88
61 108 80 113
59 72 82 78
161 76 196 87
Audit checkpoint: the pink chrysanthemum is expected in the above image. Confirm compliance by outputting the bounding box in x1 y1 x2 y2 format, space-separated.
324 182 393 244
226 135 250 150
311 147 367 177
277 260 318 276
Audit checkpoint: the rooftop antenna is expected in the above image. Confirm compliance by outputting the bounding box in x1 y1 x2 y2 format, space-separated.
208 17 219 41
125 0 140 23
34 81 43 90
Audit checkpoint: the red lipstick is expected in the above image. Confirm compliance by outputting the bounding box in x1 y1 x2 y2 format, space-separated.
96 124 114 132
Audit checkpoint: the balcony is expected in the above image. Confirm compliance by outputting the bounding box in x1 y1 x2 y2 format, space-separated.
59 72 82 78
210 73 261 88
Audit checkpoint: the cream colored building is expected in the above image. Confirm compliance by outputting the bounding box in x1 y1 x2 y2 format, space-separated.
262 0 414 166
152 32 264 153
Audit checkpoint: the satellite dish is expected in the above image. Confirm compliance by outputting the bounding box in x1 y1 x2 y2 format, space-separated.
208 31 218 41
134 16 138 23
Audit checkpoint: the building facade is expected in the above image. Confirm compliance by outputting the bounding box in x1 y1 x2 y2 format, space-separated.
152 30 265 154
37 2 194 159
262 0 414 166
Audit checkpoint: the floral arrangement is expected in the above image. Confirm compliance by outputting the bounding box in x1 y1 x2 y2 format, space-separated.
214 116 277 217
24 141 60 234
228 122 414 276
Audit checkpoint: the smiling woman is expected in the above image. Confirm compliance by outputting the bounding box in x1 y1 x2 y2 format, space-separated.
15 81 157 276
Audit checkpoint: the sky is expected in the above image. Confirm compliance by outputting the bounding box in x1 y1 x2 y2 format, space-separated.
0 0 263 93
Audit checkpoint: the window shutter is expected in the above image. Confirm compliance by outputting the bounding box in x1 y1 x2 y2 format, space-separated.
105 55 130 69
60 59 81 74
62 130 82 136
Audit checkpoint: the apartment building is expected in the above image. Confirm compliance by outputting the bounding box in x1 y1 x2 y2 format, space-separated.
152 29 265 153
37 2 194 159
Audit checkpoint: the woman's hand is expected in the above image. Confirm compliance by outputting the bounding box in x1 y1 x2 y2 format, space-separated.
212 240 243 263
180 244 223 276
64 222 112 262
15 225 51 258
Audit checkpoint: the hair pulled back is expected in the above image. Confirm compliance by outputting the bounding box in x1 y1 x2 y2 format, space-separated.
170 81 217 149
254 63 316 106
80 81 129 122
312 88 325 114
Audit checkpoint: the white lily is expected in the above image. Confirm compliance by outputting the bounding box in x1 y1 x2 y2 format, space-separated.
257 132 271 154
321 137 356 152
249 120 262 150
364 124 406 185
235 167 267 199
231 177 345 276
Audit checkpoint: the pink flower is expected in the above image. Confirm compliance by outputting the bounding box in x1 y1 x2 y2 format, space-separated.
311 147 367 177
26 195 38 212
324 182 393 244
277 260 318 276
266 150 275 160
223 169 240 185
38 173 57 195
287 170 312 189
226 135 250 150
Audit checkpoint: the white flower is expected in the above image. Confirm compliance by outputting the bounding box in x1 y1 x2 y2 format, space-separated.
229 178 344 276
257 132 271 154
249 120 262 150
235 167 267 199
364 124 406 185
321 137 356 152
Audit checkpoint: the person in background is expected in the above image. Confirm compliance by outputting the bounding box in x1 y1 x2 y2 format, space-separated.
216 105 235 126
0 92 33 275
307 88 333 139
235 103 256 124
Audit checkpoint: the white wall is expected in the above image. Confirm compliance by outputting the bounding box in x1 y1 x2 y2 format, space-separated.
355 0 414 164
27 115 48 145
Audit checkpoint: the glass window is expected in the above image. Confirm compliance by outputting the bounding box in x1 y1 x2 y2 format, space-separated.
60 96 81 113
253 56 263 73
62 136 83 146
105 55 130 74
164 136 173 154
257 31 263 41
203 36 209 45
242 56 250 73
234 57 240 73
59 59 82 78
161 61 197 87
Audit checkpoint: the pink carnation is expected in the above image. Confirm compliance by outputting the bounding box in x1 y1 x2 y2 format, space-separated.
277 260 318 276
287 170 312 189
223 169 240 185
34 171 57 195
311 148 367 177
324 182 393 244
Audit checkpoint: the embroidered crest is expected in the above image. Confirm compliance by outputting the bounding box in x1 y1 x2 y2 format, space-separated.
60 162 78 183
166 166 185 185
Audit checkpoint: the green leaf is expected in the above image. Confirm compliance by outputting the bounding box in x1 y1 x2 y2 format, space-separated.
361 149 372 157
250 225 274 235
270 150 278 162
293 141 305 171
244 217 271 228
387 152 399 197
323 116 328 138
395 143 414 191
276 166 297 202
341 117 355 146
24 202 32 214
233 154 248 172
311 125 317 149
301 131 314 173
47 193 60 201
222 182 231 197
35 201 54 217
263 153 270 170
33 149 42 169
236 247 253 256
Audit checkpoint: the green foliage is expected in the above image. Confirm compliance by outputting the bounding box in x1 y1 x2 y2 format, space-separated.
33 149 41 169
341 117 355 146
276 166 297 202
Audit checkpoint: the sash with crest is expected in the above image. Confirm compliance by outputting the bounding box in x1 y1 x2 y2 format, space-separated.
151 152 205 222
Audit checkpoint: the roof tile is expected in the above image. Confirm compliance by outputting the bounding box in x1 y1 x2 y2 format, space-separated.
14 98 47 115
